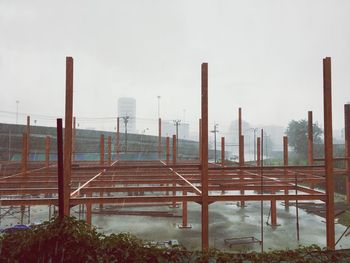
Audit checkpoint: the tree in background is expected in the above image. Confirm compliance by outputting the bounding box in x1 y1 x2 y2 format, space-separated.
285 119 323 159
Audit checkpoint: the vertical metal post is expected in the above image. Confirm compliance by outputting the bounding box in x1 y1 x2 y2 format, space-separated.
283 136 289 206
57 119 64 220
116 117 120 160
166 136 170 196
323 57 335 250
45 136 50 168
238 108 242 139
308 111 315 189
257 137 261 167
100 134 105 165
240 135 245 207
260 129 264 252
166 137 170 164
73 116 76 162
221 137 225 166
199 119 202 161
201 62 209 251
172 135 177 207
158 118 162 159
86 196 92 225
308 111 314 165
182 190 188 227
172 135 177 164
344 104 350 202
26 116 30 161
63 57 73 216
108 136 112 166
270 197 277 226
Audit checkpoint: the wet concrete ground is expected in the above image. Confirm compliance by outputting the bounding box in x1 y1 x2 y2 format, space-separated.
2 200 350 252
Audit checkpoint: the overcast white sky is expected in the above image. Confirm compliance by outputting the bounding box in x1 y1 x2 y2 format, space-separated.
1 0 349 134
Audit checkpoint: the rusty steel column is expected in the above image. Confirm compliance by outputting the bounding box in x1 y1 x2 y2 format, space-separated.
63 57 73 216
172 135 177 164
344 104 350 202
183 190 188 226
308 111 315 189
345 104 350 172
172 135 177 207
86 194 92 225
201 62 209 251
158 118 162 159
179 190 191 228
116 117 120 160
257 137 261 166
239 135 245 207
100 134 105 165
308 111 314 165
323 57 335 250
107 136 112 166
199 119 202 161
238 108 242 139
45 136 51 168
73 116 76 162
283 136 289 206
221 137 225 166
166 136 170 196
26 116 30 160
166 137 170 164
57 119 64 220
21 133 28 174
270 198 277 226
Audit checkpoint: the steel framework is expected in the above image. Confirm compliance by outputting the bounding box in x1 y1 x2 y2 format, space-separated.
0 57 349 251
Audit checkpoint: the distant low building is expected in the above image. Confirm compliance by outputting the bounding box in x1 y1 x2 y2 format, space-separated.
162 121 189 140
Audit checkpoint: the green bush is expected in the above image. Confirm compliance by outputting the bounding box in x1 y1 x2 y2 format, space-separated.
1 217 350 262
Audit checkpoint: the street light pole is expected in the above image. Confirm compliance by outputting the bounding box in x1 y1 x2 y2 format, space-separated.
121 116 129 152
211 124 219 163
173 120 181 158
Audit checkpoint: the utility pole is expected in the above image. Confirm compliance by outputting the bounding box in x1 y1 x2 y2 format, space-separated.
253 128 258 161
173 120 181 158
210 124 219 163
121 116 129 152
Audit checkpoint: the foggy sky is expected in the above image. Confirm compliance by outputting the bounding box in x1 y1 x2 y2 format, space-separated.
1 0 350 135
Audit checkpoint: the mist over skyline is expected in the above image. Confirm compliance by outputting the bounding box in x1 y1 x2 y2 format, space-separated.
1 0 350 135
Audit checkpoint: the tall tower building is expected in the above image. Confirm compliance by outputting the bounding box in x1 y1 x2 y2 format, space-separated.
118 97 136 134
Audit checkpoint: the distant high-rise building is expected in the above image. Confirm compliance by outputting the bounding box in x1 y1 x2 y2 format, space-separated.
118 97 136 134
